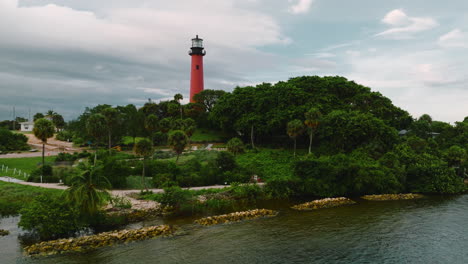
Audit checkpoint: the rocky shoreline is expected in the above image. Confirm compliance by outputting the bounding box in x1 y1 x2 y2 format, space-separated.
24 225 176 256
292 197 356 210
361 193 424 201
195 209 278 226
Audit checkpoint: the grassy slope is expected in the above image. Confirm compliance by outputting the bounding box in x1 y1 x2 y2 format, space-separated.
235 149 303 181
191 129 228 143
0 156 56 179
0 181 63 216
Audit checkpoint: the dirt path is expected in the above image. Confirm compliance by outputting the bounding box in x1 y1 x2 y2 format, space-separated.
0 134 83 159
0 178 244 210
24 134 81 153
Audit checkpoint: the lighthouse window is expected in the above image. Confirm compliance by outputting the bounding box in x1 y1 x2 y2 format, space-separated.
196 65 199 70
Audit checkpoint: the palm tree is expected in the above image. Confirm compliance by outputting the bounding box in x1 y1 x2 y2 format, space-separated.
102 107 120 154
168 130 188 163
287 119 305 157
134 138 153 190
174 93 183 119
33 118 55 181
65 165 110 217
304 108 322 154
145 114 159 158
86 114 107 165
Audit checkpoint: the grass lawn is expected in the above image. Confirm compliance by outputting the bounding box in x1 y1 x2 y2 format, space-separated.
0 181 63 216
121 136 146 145
0 156 56 179
191 129 228 143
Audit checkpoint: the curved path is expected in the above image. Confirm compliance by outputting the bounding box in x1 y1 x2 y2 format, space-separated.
0 177 249 210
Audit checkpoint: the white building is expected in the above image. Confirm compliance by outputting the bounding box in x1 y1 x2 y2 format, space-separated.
19 121 34 132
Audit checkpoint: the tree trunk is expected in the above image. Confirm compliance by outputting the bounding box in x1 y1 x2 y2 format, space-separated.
180 107 183 119
250 125 255 149
94 144 97 166
294 138 297 157
141 158 146 191
308 131 313 154
176 153 180 164
108 131 112 155
42 142 45 183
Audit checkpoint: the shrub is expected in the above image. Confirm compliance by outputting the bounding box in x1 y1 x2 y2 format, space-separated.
55 130 74 142
27 165 59 183
226 138 245 155
18 195 84 240
159 186 191 208
0 128 29 151
215 152 237 172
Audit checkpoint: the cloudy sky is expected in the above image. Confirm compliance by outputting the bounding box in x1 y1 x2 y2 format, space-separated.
1 0 467 123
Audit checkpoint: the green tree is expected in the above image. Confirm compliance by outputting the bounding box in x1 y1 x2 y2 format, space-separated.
168 130 188 163
446 145 466 168
183 118 196 144
65 165 110 217
33 118 55 180
226 137 244 155
86 114 107 165
304 107 322 154
52 114 65 132
159 118 173 133
287 119 305 157
33 113 44 122
18 195 83 240
193 89 226 112
102 107 120 154
174 93 184 118
145 114 159 151
134 138 154 190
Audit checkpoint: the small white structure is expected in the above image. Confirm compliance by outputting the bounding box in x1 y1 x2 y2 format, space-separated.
20 121 34 132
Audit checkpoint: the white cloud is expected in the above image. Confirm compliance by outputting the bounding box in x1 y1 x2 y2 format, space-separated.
438 29 468 48
343 49 467 122
288 0 314 14
376 9 438 39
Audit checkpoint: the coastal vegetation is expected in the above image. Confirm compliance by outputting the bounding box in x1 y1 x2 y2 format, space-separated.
0 75 466 247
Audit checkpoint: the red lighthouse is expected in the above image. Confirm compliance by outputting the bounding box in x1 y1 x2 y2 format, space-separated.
189 35 206 103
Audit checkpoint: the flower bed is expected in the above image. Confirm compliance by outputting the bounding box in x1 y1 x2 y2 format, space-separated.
24 225 176 256
361 193 424 201
195 209 277 226
292 197 356 211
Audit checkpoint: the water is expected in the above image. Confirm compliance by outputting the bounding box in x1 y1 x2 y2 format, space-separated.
2 195 468 263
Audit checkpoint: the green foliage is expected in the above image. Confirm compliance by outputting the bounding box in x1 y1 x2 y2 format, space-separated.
159 186 191 208
27 165 58 183
226 137 245 155
65 166 110 216
55 130 73 142
0 181 62 216
229 183 263 200
236 149 295 181
33 118 55 142
406 154 465 194
294 153 403 197
86 113 107 144
168 130 188 161
319 110 398 155
18 195 84 240
215 152 237 172
0 129 29 151
133 138 153 158
211 76 411 147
